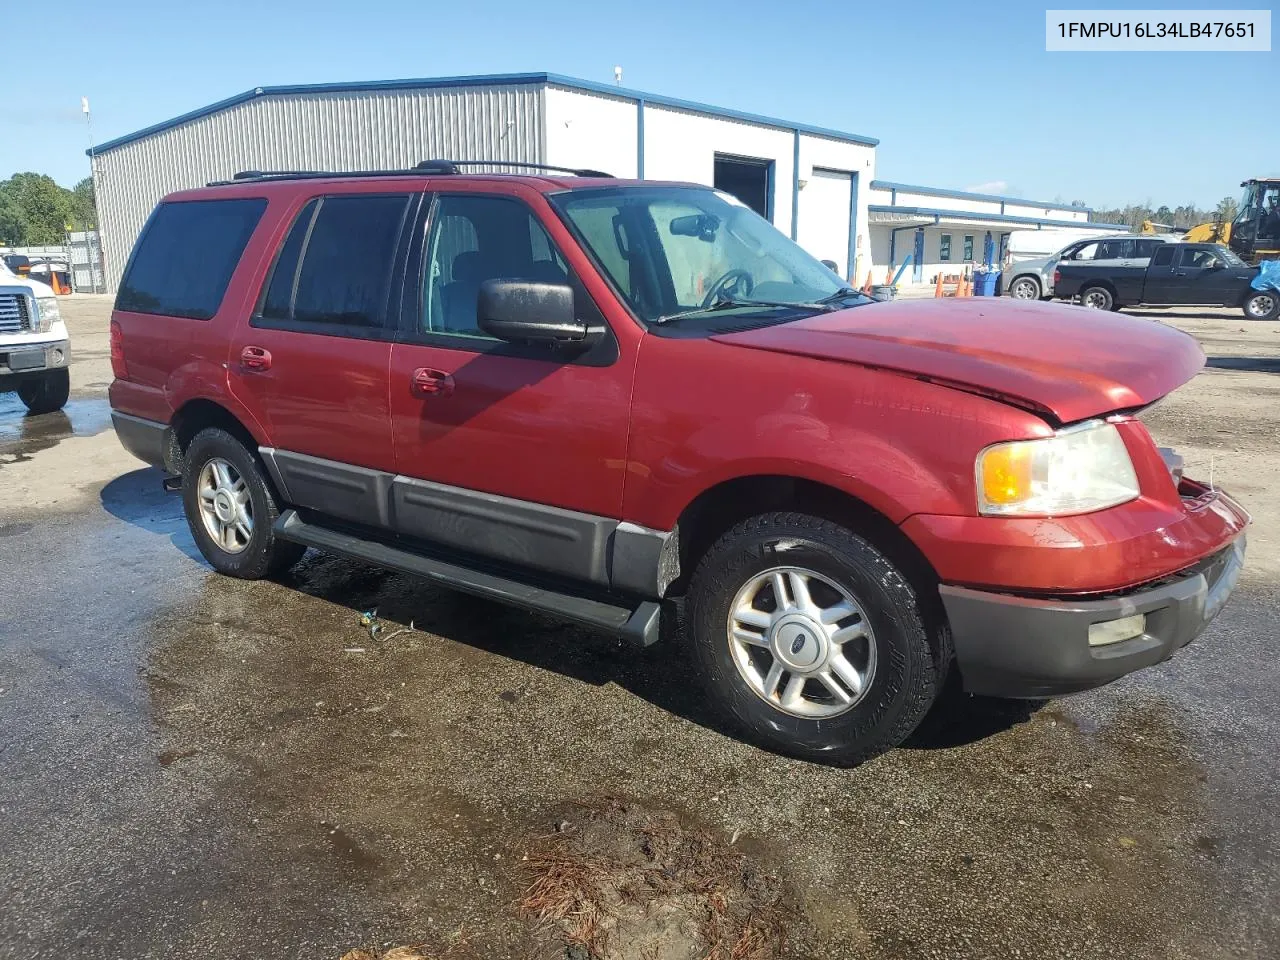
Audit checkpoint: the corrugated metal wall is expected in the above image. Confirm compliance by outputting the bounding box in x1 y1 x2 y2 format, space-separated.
95 83 545 291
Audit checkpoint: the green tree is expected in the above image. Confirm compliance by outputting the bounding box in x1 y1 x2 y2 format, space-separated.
67 177 96 230
0 173 72 244
1214 195 1239 224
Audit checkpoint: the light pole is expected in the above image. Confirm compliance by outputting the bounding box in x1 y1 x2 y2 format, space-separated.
82 96 104 293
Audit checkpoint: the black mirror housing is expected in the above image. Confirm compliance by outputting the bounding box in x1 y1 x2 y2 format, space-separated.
477 279 587 344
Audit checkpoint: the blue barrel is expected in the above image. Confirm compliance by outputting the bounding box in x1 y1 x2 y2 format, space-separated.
973 271 1000 297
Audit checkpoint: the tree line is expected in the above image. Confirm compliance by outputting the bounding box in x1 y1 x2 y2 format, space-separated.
0 173 97 246
1070 196 1240 231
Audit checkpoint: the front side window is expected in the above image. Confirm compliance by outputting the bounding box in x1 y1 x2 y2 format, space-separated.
1095 238 1134 260
1181 247 1220 269
422 194 571 339
256 193 411 332
118 198 266 319
1151 246 1176 267
553 186 855 326
1069 241 1100 261
939 234 952 261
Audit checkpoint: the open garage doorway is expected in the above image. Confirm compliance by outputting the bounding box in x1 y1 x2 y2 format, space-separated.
713 154 774 220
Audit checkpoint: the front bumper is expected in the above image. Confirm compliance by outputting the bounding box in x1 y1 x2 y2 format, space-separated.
0 338 70 381
942 535 1246 698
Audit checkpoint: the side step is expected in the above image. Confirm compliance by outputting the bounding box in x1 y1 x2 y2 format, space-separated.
274 510 661 646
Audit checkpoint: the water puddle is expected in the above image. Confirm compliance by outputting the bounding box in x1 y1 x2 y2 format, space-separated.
0 395 112 466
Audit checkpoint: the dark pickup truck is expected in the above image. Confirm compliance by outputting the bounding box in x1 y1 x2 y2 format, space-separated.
1055 242 1279 320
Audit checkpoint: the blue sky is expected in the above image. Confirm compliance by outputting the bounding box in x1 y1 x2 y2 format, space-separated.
4 0 1275 208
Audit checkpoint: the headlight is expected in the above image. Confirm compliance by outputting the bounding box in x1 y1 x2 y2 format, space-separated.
34 296 60 333
976 420 1139 517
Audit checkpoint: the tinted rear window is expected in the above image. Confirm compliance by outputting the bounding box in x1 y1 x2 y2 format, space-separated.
254 194 409 332
1152 246 1176 267
116 198 266 319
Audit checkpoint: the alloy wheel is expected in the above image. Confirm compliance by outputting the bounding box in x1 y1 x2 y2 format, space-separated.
726 566 877 719
197 457 253 554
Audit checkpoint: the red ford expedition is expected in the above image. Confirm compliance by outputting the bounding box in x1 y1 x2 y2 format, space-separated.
109 161 1249 765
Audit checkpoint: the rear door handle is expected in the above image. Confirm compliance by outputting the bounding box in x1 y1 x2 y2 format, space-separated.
240 345 272 371
412 367 454 397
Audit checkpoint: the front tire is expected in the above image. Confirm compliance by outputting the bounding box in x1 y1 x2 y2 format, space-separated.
1008 276 1041 300
1243 290 1280 321
181 427 306 579
17 368 70 414
1080 286 1115 311
686 513 944 766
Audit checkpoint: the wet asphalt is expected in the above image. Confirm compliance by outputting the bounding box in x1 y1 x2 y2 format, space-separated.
1 301 1278 959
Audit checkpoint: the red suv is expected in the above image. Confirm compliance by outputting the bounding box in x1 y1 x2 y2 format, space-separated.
109 162 1248 765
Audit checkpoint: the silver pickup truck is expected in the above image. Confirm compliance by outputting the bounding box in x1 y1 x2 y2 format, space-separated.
1003 234 1179 301
0 261 71 413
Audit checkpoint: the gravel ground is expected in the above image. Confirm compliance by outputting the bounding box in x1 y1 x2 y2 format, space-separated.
1 298 1277 959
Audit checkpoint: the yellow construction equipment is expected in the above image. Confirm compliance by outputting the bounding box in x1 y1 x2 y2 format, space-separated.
1184 178 1280 264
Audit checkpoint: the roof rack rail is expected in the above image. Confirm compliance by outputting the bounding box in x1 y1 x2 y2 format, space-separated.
210 160 613 187
434 160 614 178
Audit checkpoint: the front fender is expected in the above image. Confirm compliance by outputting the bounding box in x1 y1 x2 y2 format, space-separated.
623 337 1049 531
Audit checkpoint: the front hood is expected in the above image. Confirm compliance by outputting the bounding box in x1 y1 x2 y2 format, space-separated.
711 297 1204 423
0 273 53 296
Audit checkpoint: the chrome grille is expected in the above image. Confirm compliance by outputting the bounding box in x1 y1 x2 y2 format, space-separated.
0 293 31 334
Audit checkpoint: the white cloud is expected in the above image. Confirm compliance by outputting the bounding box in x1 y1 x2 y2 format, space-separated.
965 180 1009 195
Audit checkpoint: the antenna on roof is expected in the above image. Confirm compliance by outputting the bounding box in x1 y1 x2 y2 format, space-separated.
614 65 623 86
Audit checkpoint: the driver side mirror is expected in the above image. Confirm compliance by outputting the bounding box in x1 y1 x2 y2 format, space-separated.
1206 258 1224 270
477 280 590 347
820 259 841 274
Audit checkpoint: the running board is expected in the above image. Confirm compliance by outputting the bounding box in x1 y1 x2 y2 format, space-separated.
274 510 661 646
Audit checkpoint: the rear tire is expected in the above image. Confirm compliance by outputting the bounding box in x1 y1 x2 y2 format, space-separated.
17 368 70 414
686 512 944 766
1008 276 1041 300
181 427 306 579
1243 290 1280 321
1080 286 1115 311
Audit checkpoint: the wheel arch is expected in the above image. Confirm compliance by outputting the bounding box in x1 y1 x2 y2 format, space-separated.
168 398 268 477
667 473 940 603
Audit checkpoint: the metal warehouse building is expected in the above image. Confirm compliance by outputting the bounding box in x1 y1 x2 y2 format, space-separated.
90 71 1128 293
89 72 879 292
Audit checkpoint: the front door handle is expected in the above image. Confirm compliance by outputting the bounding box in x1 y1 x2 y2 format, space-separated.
240 345 272 371
412 367 455 397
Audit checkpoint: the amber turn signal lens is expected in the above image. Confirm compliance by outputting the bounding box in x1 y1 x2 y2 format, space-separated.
980 444 1033 506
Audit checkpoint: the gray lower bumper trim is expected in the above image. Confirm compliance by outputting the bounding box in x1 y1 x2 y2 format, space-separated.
942 537 1245 698
111 411 169 470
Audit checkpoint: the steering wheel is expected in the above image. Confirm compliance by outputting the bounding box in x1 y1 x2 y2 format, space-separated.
701 268 754 309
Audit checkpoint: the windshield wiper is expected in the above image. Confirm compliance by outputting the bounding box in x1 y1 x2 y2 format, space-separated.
655 297 820 325
815 287 864 305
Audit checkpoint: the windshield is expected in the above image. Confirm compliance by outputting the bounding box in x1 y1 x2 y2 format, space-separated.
1214 245 1247 267
551 186 857 324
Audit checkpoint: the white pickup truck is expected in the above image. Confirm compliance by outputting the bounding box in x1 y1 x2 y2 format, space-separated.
0 259 70 413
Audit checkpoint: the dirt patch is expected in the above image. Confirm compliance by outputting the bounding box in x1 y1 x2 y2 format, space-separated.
518 798 803 960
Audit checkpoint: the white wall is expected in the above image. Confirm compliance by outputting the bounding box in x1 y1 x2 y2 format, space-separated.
796 134 875 282
544 86 638 177
641 105 796 232
869 185 1092 223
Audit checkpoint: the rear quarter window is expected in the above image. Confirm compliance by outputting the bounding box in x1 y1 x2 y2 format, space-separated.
116 198 267 319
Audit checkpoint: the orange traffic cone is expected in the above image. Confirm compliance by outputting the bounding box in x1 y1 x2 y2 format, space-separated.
885 266 893 285
934 273 944 298
862 272 873 296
